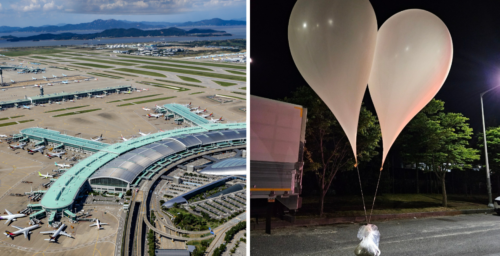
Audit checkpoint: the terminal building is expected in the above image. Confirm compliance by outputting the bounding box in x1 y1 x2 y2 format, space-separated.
21 122 246 217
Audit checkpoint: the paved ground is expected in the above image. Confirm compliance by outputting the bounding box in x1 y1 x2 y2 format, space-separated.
251 213 500 256
223 230 246 256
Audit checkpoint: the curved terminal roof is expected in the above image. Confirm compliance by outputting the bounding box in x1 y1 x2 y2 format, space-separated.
40 123 246 211
163 103 210 126
199 158 247 176
90 129 246 184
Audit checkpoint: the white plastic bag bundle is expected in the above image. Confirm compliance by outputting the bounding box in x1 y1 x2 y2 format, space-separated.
354 224 381 256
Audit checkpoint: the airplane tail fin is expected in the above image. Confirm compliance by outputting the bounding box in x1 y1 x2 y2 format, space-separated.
38 172 42 176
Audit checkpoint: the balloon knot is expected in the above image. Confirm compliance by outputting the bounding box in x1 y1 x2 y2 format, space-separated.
380 167 383 171
354 163 358 168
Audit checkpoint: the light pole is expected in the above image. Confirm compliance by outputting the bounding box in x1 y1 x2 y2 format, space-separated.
480 85 500 208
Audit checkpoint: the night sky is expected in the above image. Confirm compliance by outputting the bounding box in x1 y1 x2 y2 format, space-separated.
250 0 500 132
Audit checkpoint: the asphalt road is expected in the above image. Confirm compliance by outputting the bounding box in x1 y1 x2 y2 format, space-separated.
251 213 500 256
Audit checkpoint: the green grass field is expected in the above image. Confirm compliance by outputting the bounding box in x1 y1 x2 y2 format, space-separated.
118 55 246 70
30 56 50 59
115 68 166 77
73 57 137 66
117 59 213 71
189 92 204 95
0 122 18 127
53 108 101 117
239 87 246 90
232 91 245 96
72 63 113 69
0 117 8 121
10 115 25 119
104 71 138 77
108 94 163 103
225 70 246 75
154 79 205 88
139 65 245 82
88 72 122 79
2 48 66 57
178 76 201 83
218 94 246 100
45 105 90 113
18 119 34 124
137 81 189 92
213 80 237 87
116 96 177 106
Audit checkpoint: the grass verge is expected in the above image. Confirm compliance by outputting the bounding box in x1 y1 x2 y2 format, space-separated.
178 76 201 83
189 92 204 95
3 48 66 57
72 63 113 69
225 70 246 75
53 108 101 117
88 72 122 79
154 79 205 88
104 71 138 77
45 105 90 113
107 94 163 103
10 115 25 119
213 80 237 87
74 57 137 66
115 68 166 77
116 96 176 107
18 119 34 124
117 59 213 71
0 122 18 127
217 94 246 100
139 65 245 82
118 55 246 70
137 81 189 92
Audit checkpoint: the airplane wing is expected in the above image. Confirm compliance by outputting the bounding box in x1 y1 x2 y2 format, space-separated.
101 223 108 225
60 231 72 238
5 218 12 225
89 223 97 227
40 231 55 234
12 226 22 230
5 209 12 215
23 230 28 238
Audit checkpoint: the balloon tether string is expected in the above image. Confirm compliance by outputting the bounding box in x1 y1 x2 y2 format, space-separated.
368 168 383 224
355 162 368 224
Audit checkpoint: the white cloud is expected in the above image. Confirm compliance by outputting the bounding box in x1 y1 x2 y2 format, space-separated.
43 1 56 11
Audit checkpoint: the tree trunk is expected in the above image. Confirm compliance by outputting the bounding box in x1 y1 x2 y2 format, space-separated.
319 192 325 217
442 172 447 207
416 167 420 194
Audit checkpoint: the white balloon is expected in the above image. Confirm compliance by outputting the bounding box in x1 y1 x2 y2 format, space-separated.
288 0 377 161
368 9 453 168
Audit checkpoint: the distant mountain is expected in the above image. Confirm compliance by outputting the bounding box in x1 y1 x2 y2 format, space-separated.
0 18 246 34
1 27 231 42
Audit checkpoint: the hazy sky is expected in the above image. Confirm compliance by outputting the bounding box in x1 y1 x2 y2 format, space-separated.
0 0 246 27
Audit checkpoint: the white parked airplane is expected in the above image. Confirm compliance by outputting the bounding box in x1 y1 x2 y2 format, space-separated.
46 151 66 159
0 209 26 225
182 102 191 107
9 142 26 151
121 134 131 141
61 81 69 84
142 107 150 111
40 223 72 242
62 73 67 77
194 108 207 114
201 113 213 118
89 219 108 230
4 224 39 240
10 80 15 83
209 117 223 123
0 134 7 138
38 172 53 179
47 83 52 86
91 134 103 141
42 76 47 80
190 106 200 111
138 130 150 136
147 113 163 119
55 162 72 168
95 95 105 98
154 104 164 110
52 75 57 78
27 145 45 154
32 77 36 80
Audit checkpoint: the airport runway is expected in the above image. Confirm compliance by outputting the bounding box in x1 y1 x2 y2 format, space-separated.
251 213 500 256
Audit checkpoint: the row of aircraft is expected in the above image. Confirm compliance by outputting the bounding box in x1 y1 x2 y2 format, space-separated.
7 144 67 159
3 216 107 241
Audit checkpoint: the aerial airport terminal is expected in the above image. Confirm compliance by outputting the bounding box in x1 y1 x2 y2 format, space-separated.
0 45 246 256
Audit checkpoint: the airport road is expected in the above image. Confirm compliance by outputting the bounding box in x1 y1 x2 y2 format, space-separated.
251 213 500 256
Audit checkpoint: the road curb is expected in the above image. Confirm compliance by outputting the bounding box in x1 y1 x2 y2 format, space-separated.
250 208 495 230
